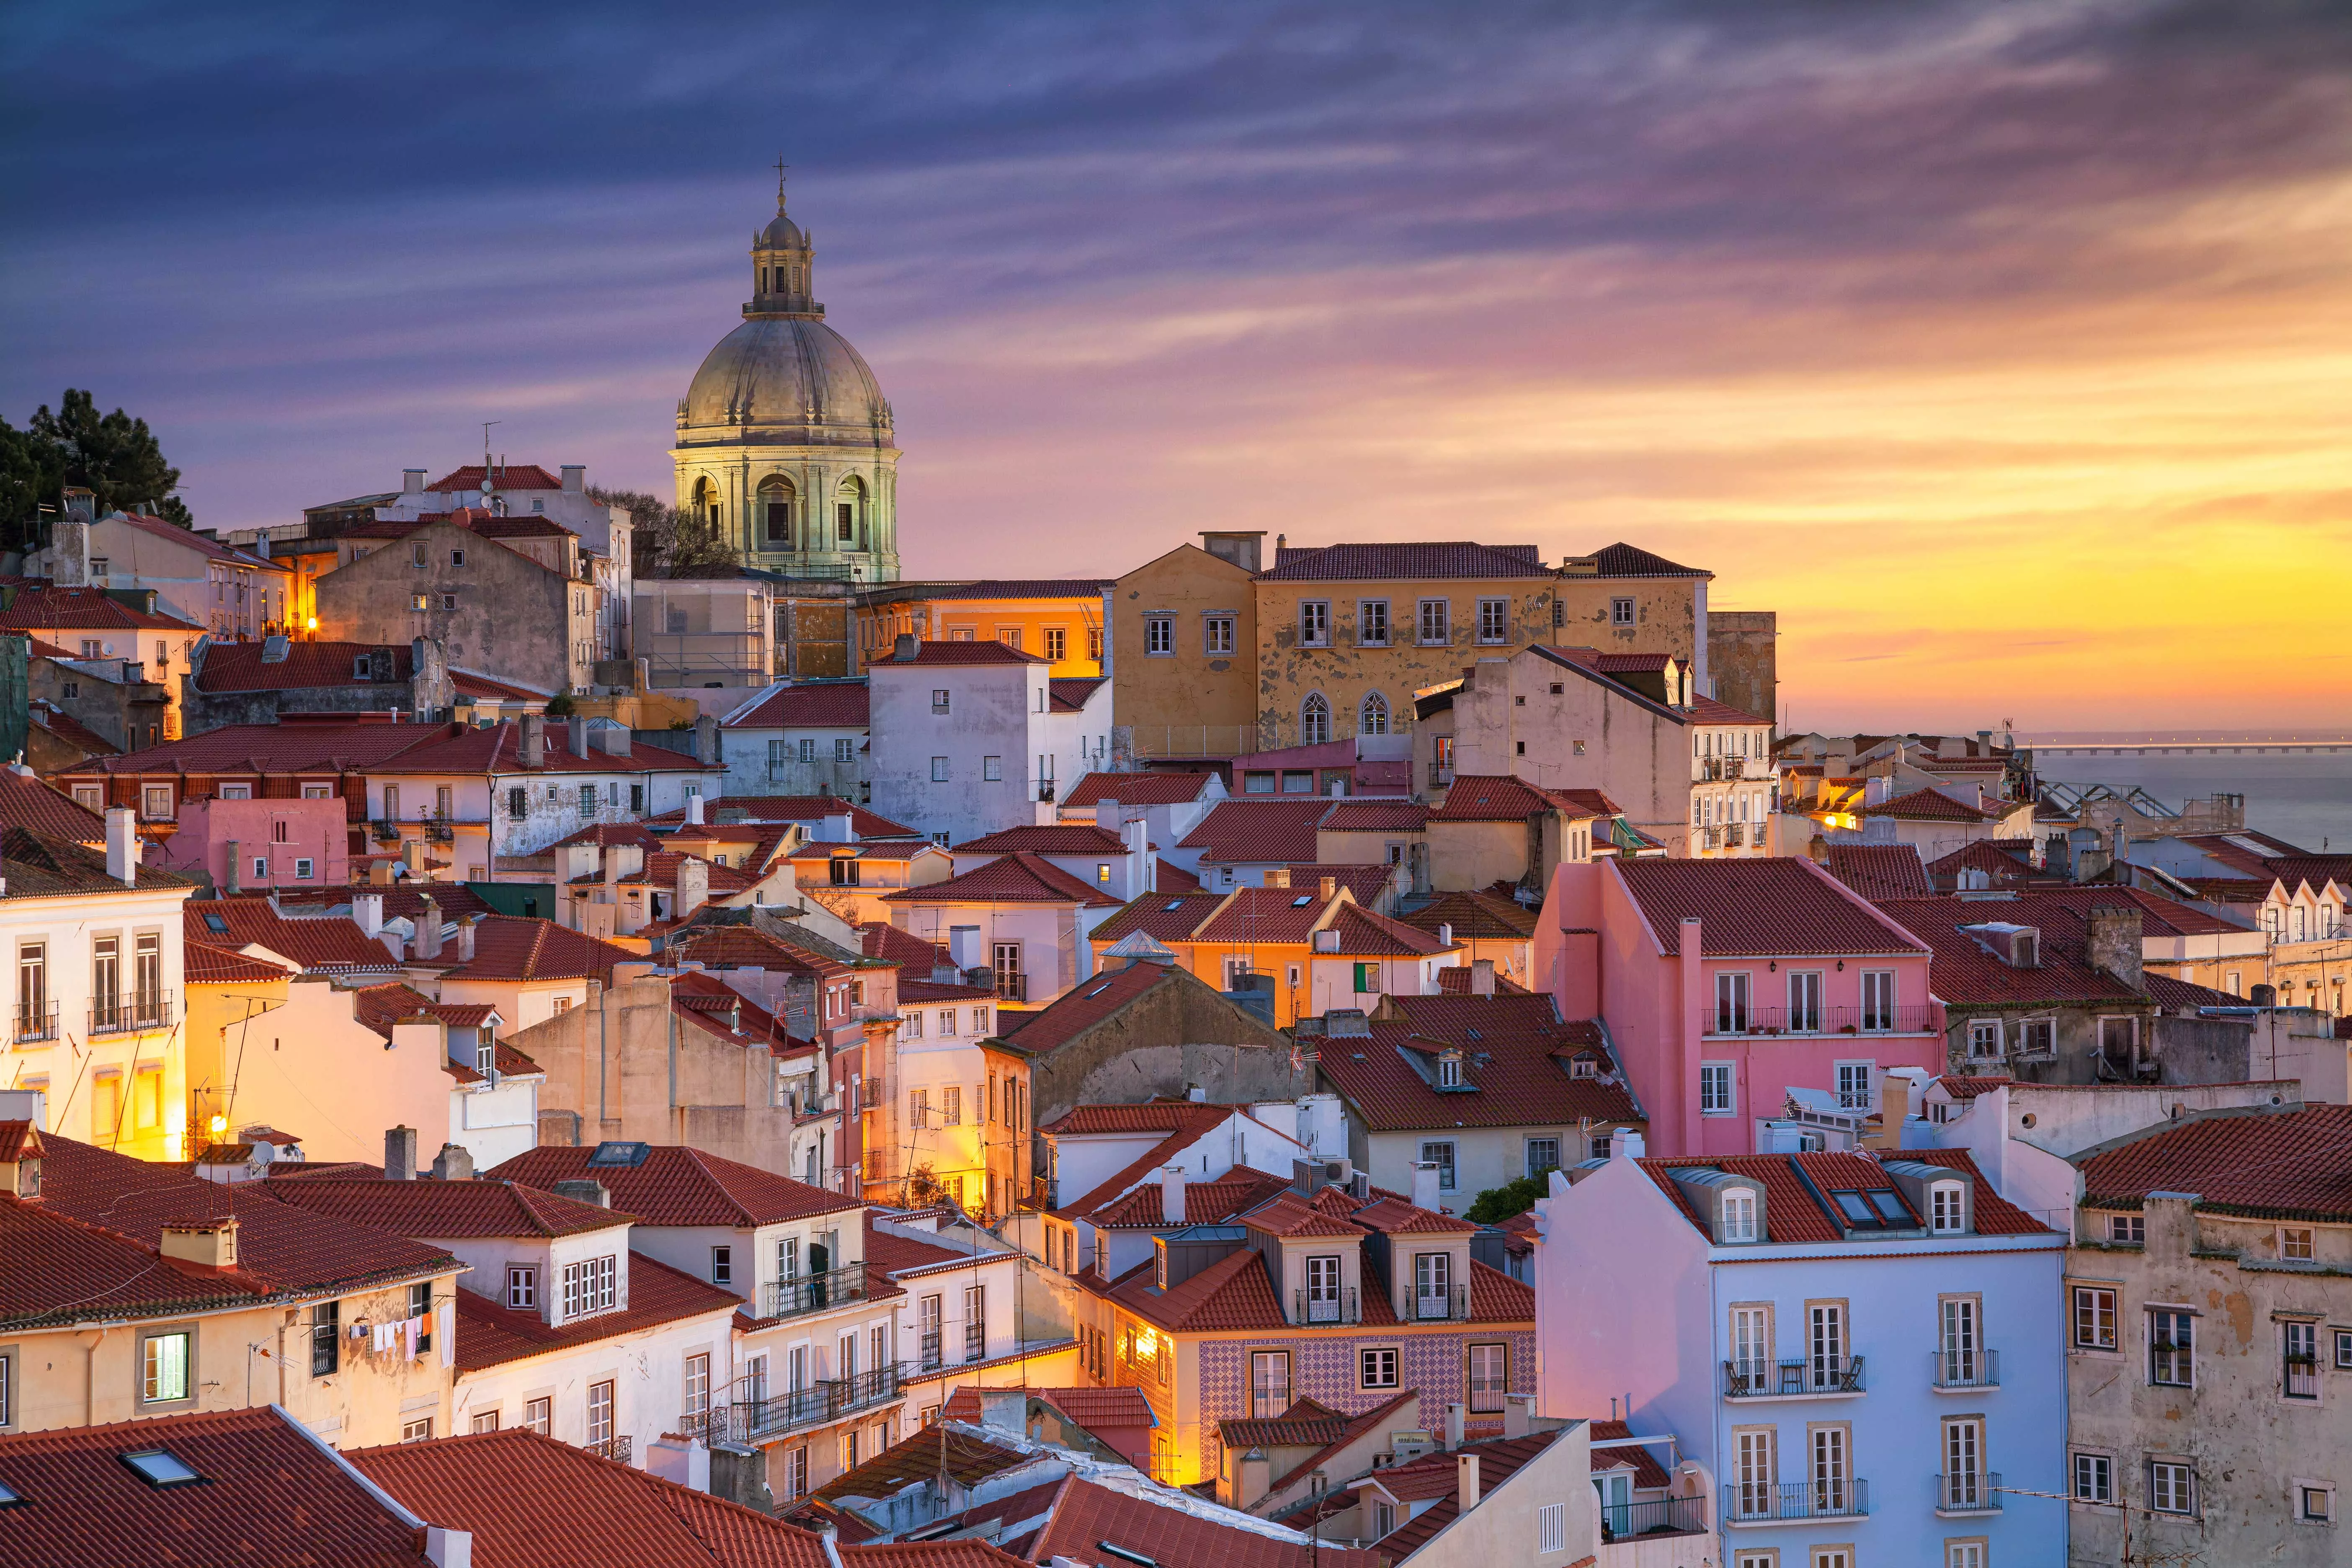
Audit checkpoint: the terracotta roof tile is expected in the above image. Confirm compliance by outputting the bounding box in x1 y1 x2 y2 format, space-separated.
1934 1075 2014 1099
1178 800 1331 865
875 639 1047 666
881 851 1120 910
1365 1431 1566 1557
952 823 1130 856
0 766 108 841
1319 1002 1632 1134
1395 889 1537 940
1216 1396 1347 1449
1586 1418 1674 1488
1871 898 2146 1006
183 939 295 984
1050 676 1107 713
1431 774 1618 822
1187 885 1340 945
1062 772 1219 807
1086 892 1227 946
2078 1104 2352 1221
62 719 454 779
371 719 712 778
1322 902 1454 957
490 1144 860 1228
725 681 870 729
1859 786 1997 822
815 1422 1032 1503
260 1174 628 1240
1823 843 1934 901
447 1251 743 1371
1260 541 1552 581
1612 857 1928 957
1640 1148 2055 1243
437 916 636 982
193 640 418 693
1584 542 1710 578
859 920 949 971
0 585 201 632
449 668 548 701
184 898 397 972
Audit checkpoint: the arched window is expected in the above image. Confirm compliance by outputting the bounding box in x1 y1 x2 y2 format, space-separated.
691 477 720 529
835 476 866 544
1301 693 1332 745
758 476 796 546
1359 691 1389 737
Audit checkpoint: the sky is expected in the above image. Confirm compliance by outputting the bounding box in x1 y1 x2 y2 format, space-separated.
6 0 2351 733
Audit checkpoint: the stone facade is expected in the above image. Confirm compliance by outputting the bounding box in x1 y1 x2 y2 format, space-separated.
1022 965 1302 1130
1707 608 1778 725
313 520 599 696
1111 542 1263 763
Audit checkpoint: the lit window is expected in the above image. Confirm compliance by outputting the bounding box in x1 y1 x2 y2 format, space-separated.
141 1332 191 1403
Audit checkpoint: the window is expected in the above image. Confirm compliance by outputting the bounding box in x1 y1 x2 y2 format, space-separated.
2149 1308 2194 1385
587 1380 615 1446
1610 596 1636 626
1525 1138 1559 1177
1357 598 1390 646
981 755 1003 782
1359 691 1389 736
1722 1188 1759 1242
2149 1460 2195 1515
1421 1140 1456 1191
2073 1449 2113 1502
1467 1341 1506 1412
1299 600 1330 647
440 592 457 610
1943 1416 1985 1504
1836 1062 1871 1111
401 1418 433 1443
1202 615 1233 655
1416 598 1449 645
310 1300 339 1377
2301 1483 2333 1522
1930 1182 1965 1233
561 1255 619 1320
1733 1428 1775 1522
507 1266 537 1310
1966 1019 2002 1060
2337 1328 2352 1371
1714 972 1750 1033
2285 1227 2316 1261
930 756 949 782
523 1397 552 1435
294 857 314 880
1145 616 1173 655
1860 970 1895 1030
1810 1424 1851 1511
1361 1346 1399 1388
2072 1286 2118 1349
1536 1501 1566 1553
931 687 951 713
506 786 527 820
1300 693 1331 745
411 593 430 611
141 784 173 820
142 1330 191 1404
683 1352 711 1426
2108 1214 2145 1243
471 1410 501 1433
1250 1350 1290 1418
1476 597 1508 644
253 856 269 881
942 1086 962 1126
1808 1303 1846 1389
1787 970 1823 1032
1701 1063 1735 1114
711 1246 732 1285
1414 1251 1452 1317
2286 1320 2320 1399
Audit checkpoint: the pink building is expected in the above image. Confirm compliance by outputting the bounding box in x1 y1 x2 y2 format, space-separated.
161 796 351 892
1534 856 1943 1157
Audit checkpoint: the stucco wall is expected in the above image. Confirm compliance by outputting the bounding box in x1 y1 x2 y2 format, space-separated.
1556 575 1704 670
1026 970 1302 1131
1446 651 1696 850
1706 609 1777 725
869 660 1051 845
1111 544 1260 761
315 521 589 695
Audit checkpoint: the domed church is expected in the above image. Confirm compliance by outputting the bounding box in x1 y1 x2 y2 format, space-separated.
672 178 901 581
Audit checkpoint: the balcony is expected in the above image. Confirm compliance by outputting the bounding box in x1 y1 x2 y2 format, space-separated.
1702 1004 1939 1039
89 991 174 1037
2287 1355 2320 1400
13 1002 58 1045
1725 1478 1869 1525
584 1436 633 1464
1600 1495 1708 1543
1699 757 1749 782
711 1364 905 1444
1413 1284 1470 1323
1036 782 1055 803
1935 1471 2001 1516
1467 1374 1508 1414
1722 1356 1866 1400
964 1322 985 1363
1294 1287 1359 1326
1931 1347 1999 1391
994 972 1028 1003
761 1265 869 1321
919 1329 942 1372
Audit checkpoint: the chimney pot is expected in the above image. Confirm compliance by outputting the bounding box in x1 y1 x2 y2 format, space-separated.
686 792 705 826
1411 1160 1440 1212
403 469 426 494
519 714 545 770
105 807 139 886
1444 1402 1466 1452
1161 1164 1187 1224
561 464 585 493
1455 1450 1480 1509
567 715 588 760
1471 959 1496 996
224 838 242 895
385 1125 418 1181
429 1142 475 1181
892 633 919 661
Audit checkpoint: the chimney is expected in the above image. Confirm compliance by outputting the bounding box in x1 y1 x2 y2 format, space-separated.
403 468 426 494
520 714 545 770
105 807 137 885
567 715 588 759
1437 921 1452 949
385 1125 418 1181
1444 1402 1467 1452
1864 775 1893 807
892 633 919 661
1470 959 1496 996
1266 868 1290 889
1616 1130 1646 1161
552 1178 610 1207
415 895 443 960
225 839 242 894
353 891 384 939
676 856 710 918
1234 1449 1271 1511
1161 1164 1186 1224
1319 876 1336 900
686 792 705 826
977 1387 1026 1434
1411 1161 1440 1212
694 714 720 767
561 464 586 493
456 915 477 962
429 1142 475 1181
1455 1451 1480 1510
2086 905 2145 991
1095 798 1121 832
159 1218 240 1272
1502 1393 1532 1439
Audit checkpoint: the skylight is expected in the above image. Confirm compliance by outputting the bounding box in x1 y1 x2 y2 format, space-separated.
202 912 229 934
119 1449 202 1487
1098 1545 1156 1568
1291 895 1312 907
586 1140 651 1168
1163 900 1183 912
0 1478 20 1507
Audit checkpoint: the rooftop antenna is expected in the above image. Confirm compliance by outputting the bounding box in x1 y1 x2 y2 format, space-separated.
481 422 500 490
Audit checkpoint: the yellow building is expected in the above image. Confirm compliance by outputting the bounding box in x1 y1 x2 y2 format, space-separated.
1553 542 1712 668
854 580 1110 678
1111 537 1263 763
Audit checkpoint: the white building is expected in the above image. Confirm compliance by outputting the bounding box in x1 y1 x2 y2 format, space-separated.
720 680 869 796
881 854 1122 1007
868 638 1058 846
34 504 294 642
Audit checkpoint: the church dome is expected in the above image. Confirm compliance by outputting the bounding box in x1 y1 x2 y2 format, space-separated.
759 210 806 251
679 315 892 441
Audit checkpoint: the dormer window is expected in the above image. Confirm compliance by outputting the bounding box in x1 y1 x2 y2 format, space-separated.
1438 1051 1463 1089
1722 1188 1758 1243
1929 1181 1966 1234
1569 1053 1598 1080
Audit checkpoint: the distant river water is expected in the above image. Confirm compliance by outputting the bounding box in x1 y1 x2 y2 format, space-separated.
2031 744 2352 852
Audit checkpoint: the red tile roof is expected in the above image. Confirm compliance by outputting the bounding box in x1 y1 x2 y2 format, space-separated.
1640 1148 2054 1243
1823 843 1934 901
260 1175 629 1239
1317 1000 1631 1134
1925 839 2042 888
1859 786 1996 822
0 828 191 899
449 668 548 701
1042 1102 1238 1137
1320 902 1454 957
423 463 566 491
1050 676 1107 713
1260 541 1552 581
1062 771 1219 807
193 639 417 693
941 1385 1156 1432
1022 1474 1384 1568
882 851 1120 909
372 719 713 777
183 939 295 983
490 1144 860 1227
1395 889 1538 940
1088 892 1229 944
725 681 871 729
860 920 949 970
28 703 120 758
1612 857 1928 957
62 719 454 779
1217 1396 1348 1448
876 639 1047 665
952 823 1130 856
0 1406 433 1568
0 765 107 841
1318 800 1428 832
1082 1171 1292 1230
1155 858 1202 892
1586 1418 1675 1488
967 962 1208 1058
1364 1431 1567 1558
1431 774 1617 823
448 1250 743 1370
1585 542 1710 578
1934 1075 2014 1100
436 916 637 982
2077 1104 2352 1221
0 585 201 632
670 924 843 977
185 899 398 972
1871 898 2146 1006
1189 885 1337 944
1178 800 1331 865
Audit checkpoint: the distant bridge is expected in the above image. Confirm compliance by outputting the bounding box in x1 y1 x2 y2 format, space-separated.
2030 741 2352 756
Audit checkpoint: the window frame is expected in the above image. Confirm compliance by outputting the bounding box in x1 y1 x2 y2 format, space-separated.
1416 597 1449 646
1475 596 1509 645
2072 1448 2114 1504
1357 598 1390 647
1297 600 1331 648
1202 614 1234 656
2148 1306 2195 1387
137 1325 196 1408
1610 596 1635 627
1145 615 1174 656
1700 1061 1736 1115
2148 1458 2196 1516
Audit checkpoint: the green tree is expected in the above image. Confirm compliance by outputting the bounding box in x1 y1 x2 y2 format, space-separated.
589 485 738 579
0 390 191 548
1463 1171 1553 1225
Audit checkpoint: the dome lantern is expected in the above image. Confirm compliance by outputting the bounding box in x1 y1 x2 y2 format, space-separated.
749 164 819 318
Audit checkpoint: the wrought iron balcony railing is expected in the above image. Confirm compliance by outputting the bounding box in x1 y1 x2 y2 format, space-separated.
1600 1494 1709 1542
710 1364 905 1444
761 1265 869 1321
90 991 174 1037
13 1002 58 1044
1294 1287 1359 1326
1728 1478 1869 1523
1722 1356 1867 1398
1936 1471 2000 1514
1931 1347 1999 1390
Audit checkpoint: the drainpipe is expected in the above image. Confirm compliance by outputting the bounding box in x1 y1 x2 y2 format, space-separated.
82 1325 115 1423
667 979 679 1141
593 977 608 1131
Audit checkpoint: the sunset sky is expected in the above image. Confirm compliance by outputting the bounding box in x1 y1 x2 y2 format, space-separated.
7 1 2350 731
